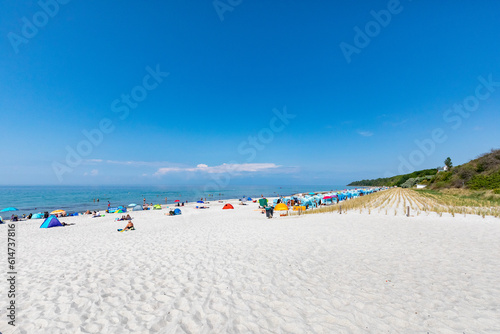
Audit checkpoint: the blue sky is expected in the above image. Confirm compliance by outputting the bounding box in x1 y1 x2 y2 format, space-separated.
1 0 499 186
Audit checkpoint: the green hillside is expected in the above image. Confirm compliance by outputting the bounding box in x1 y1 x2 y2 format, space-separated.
428 149 500 190
348 168 438 187
348 149 500 190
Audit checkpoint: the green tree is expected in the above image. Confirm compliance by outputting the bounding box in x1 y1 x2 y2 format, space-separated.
444 157 453 169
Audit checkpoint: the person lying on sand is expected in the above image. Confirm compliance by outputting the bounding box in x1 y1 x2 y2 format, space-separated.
61 222 75 226
92 212 101 218
118 221 134 232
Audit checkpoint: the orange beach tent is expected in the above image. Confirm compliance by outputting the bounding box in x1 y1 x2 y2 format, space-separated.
223 203 234 210
274 203 289 211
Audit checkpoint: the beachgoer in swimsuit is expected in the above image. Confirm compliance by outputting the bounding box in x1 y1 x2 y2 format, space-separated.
121 221 134 231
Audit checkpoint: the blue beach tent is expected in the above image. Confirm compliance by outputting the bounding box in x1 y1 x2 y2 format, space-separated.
174 208 182 215
40 216 63 228
32 213 43 219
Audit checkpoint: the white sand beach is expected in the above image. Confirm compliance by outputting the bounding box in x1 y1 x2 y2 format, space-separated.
2 200 500 333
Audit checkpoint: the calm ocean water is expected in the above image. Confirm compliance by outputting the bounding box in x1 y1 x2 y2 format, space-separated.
0 185 354 217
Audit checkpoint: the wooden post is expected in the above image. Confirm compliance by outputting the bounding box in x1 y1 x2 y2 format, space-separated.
407 206 410 217
339 205 342 214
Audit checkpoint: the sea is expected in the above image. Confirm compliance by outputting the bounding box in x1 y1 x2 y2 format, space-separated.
0 185 355 217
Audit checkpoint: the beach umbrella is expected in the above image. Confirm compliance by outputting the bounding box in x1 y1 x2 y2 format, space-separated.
1 207 18 212
323 196 332 199
308 192 315 195
174 200 180 203
274 203 289 211
128 203 137 207
50 209 66 215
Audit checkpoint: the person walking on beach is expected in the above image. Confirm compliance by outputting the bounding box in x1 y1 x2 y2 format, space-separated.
165 197 167 204
108 201 111 210
143 197 146 205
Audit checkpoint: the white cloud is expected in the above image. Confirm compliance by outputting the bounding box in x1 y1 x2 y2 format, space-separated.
154 163 281 176
82 159 103 165
357 130 374 137
84 169 99 176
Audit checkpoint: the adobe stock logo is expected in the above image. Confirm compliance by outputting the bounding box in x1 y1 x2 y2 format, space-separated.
202 106 295 193
8 0 72 54
213 0 242 21
386 74 499 177
52 65 169 182
339 0 407 64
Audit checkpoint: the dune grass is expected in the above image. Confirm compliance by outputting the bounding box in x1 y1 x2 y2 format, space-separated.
293 188 500 218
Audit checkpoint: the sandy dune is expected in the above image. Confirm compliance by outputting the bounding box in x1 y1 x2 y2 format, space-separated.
1 200 499 333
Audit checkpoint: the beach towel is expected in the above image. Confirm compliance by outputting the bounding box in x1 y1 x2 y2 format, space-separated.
117 227 135 232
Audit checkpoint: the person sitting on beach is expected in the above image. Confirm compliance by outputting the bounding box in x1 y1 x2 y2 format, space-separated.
92 212 101 218
120 221 134 231
84 210 91 215
125 214 132 220
117 215 126 221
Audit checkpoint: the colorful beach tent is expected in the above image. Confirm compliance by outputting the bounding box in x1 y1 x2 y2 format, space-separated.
223 203 234 210
197 200 204 203
133 205 143 211
174 208 182 215
153 204 162 210
32 213 43 219
274 203 289 211
40 216 63 228
50 209 66 215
